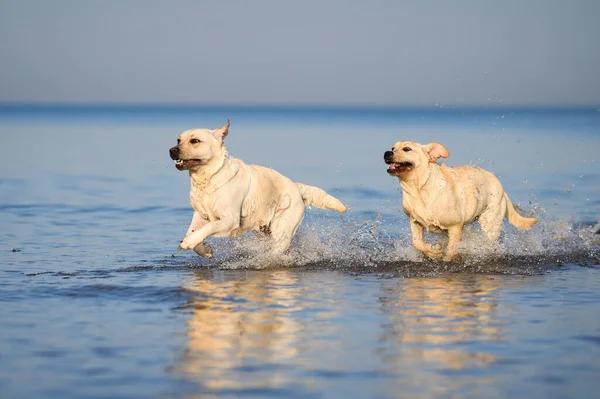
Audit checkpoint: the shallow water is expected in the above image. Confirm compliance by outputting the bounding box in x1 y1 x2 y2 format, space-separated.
1 107 599 398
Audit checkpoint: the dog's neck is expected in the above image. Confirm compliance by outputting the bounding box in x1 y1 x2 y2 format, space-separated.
398 164 433 195
189 148 230 190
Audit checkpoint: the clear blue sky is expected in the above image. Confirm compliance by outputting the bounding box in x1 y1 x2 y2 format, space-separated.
1 0 599 107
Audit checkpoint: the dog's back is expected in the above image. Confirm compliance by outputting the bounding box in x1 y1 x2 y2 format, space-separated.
245 163 346 213
439 163 537 229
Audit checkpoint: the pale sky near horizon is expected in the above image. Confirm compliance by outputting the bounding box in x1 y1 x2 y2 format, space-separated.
1 0 599 107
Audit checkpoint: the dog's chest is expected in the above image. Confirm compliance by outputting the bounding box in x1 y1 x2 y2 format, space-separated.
403 192 445 231
189 190 214 220
407 207 441 231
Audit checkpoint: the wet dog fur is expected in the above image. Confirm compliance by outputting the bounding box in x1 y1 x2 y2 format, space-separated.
170 120 347 258
384 141 538 261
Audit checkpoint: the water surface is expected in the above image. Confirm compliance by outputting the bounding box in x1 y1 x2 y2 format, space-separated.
1 107 599 398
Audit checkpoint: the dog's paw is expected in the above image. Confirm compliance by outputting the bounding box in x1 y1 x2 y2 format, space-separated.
424 243 444 259
179 237 197 251
430 243 443 253
193 242 213 259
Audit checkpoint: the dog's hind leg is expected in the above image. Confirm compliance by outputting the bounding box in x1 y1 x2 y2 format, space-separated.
478 200 505 243
477 201 505 257
269 201 305 254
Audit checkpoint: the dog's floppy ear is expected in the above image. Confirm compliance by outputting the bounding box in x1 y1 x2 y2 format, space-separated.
212 119 230 141
421 142 449 163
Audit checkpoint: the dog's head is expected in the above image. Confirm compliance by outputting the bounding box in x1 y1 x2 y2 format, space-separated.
169 120 230 171
383 141 449 178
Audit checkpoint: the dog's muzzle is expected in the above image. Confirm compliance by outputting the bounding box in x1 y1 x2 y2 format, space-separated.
384 150 414 174
169 146 179 160
169 146 202 170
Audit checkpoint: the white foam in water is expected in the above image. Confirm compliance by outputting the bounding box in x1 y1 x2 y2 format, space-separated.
193 203 599 271
210 213 423 270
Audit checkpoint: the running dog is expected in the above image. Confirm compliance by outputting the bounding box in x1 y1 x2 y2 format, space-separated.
384 141 537 261
170 120 347 258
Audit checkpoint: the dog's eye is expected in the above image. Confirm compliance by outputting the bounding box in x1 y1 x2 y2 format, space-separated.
402 147 412 152
177 139 181 144
190 138 201 144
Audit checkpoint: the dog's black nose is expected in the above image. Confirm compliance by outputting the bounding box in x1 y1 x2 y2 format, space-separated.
169 146 179 159
384 151 394 162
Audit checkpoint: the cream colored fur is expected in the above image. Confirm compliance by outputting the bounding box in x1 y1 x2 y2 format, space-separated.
384 141 537 261
169 121 346 258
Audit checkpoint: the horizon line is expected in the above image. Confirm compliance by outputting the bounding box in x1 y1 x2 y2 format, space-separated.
0 102 599 112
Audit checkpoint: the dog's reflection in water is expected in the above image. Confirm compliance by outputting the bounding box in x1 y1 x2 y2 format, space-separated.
176 270 306 392
378 275 502 372
175 271 503 392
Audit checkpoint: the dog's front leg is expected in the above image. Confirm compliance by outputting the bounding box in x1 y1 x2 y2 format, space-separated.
409 220 443 259
182 212 213 258
179 217 238 251
185 211 206 237
443 225 463 262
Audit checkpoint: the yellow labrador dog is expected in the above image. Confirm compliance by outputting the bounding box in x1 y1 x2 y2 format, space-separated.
169 120 347 258
384 141 537 261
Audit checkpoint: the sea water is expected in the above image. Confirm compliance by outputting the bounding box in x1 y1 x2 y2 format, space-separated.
0 107 599 398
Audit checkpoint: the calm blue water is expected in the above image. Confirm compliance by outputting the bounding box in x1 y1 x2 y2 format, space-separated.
1 107 599 398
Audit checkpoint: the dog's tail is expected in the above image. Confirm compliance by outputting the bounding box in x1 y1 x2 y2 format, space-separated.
504 193 538 230
296 183 347 213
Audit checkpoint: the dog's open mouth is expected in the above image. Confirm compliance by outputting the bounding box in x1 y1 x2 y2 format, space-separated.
386 161 414 174
174 159 202 170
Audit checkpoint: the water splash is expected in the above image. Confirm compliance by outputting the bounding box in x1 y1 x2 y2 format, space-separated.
174 205 599 276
